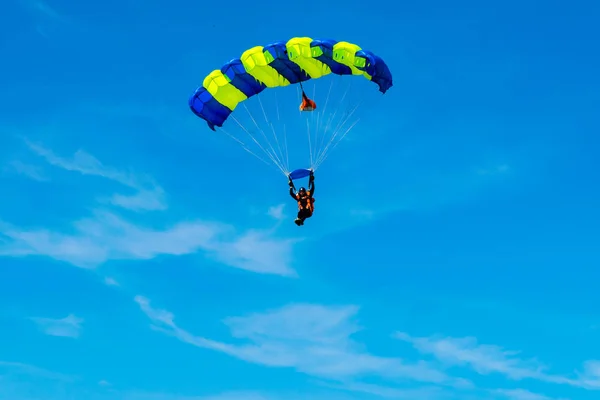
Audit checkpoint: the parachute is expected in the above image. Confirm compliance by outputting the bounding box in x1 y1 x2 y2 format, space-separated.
189 37 393 177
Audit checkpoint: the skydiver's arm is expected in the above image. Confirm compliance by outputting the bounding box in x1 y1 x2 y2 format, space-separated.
288 176 297 199
308 180 314 196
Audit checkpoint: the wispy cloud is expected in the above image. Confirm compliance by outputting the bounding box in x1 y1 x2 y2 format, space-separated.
29 314 83 338
26 141 166 211
493 388 565 400
208 230 297 276
320 381 451 399
0 210 296 275
107 189 167 212
4 160 49 181
106 389 371 400
135 298 468 391
394 332 600 390
18 0 73 39
476 163 511 176
0 143 297 276
0 361 73 381
395 332 548 380
104 277 120 286
18 0 68 23
348 209 375 221
267 204 285 220
27 0 67 22
0 361 84 400
577 361 600 389
198 392 270 400
26 141 142 186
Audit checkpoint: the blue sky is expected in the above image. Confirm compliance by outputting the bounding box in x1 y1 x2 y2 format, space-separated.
1 0 600 399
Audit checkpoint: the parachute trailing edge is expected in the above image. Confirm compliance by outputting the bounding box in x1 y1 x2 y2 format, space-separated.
189 37 393 131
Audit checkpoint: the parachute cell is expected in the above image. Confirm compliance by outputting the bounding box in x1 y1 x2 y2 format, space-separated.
189 37 393 131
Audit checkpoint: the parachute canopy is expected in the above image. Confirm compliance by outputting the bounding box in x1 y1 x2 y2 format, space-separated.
289 168 313 180
189 37 393 131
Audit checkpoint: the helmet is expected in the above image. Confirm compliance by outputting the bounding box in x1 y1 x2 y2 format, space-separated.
299 187 306 194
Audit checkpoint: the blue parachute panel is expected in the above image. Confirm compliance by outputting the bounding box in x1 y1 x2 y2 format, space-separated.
289 168 312 180
189 37 393 130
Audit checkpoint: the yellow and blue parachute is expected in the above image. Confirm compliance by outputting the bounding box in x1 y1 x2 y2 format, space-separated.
189 37 393 131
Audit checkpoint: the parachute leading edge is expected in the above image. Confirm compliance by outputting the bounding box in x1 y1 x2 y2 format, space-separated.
189 37 393 131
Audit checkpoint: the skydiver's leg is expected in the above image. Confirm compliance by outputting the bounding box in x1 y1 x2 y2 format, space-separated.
296 209 311 225
295 210 303 226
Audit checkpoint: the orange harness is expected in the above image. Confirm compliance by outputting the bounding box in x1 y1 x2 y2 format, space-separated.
296 191 314 213
299 93 316 112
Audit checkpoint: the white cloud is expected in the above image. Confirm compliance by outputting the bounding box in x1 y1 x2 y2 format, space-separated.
101 389 376 400
107 188 167 212
104 277 120 286
1 143 297 276
0 363 293 400
29 314 83 338
0 361 73 381
25 141 166 211
26 0 67 22
267 204 285 220
576 360 600 389
5 160 49 181
192 390 391 400
207 230 297 276
25 141 131 184
0 361 95 400
476 164 510 176
394 332 548 380
0 210 296 276
199 393 270 400
348 209 376 221
394 332 600 390
493 388 564 400
135 298 466 390
320 381 452 399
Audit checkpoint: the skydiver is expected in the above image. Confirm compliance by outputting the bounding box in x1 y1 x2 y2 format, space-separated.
289 170 315 226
